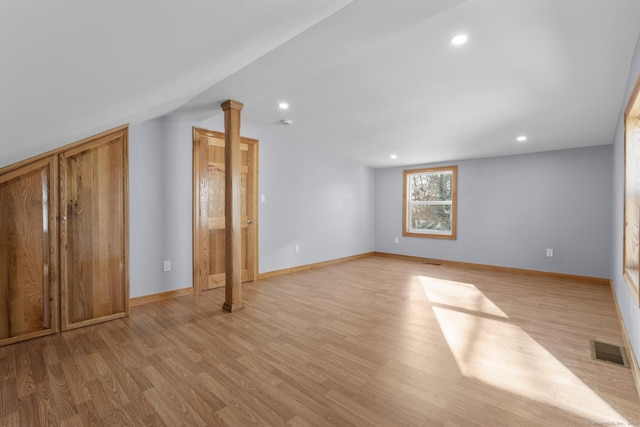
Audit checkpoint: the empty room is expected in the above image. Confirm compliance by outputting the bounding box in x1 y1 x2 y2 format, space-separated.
2 0 640 426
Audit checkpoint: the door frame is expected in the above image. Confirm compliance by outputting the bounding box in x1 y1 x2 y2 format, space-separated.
192 127 259 295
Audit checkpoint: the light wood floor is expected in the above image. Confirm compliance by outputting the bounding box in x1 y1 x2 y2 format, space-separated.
1 255 640 426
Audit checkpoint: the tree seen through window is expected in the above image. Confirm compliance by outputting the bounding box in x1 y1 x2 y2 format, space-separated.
403 166 457 239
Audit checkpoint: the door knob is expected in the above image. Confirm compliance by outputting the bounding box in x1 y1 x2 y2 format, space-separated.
247 219 254 224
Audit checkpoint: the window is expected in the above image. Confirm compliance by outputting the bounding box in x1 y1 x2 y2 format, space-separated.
624 74 640 305
403 165 457 239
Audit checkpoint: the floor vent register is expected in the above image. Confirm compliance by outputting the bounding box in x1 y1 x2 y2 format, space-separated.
590 340 629 368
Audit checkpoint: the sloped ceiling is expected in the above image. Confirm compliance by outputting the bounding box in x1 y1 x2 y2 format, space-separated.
0 0 353 167
2 0 640 168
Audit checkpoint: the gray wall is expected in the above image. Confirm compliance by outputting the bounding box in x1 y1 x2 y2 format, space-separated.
257 126 376 272
129 116 193 297
129 118 166 297
128 114 376 297
375 145 612 279
611 33 640 365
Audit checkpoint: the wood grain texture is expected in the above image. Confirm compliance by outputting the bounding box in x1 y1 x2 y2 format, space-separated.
245 137 258 284
192 127 209 295
60 127 129 330
258 252 375 279
222 100 244 312
193 126 258 296
0 156 58 345
611 280 640 399
129 288 193 307
375 251 610 284
1 255 639 425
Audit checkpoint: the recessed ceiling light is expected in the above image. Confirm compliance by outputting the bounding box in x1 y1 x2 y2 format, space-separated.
451 34 468 46
517 135 527 142
278 102 289 110
390 154 398 159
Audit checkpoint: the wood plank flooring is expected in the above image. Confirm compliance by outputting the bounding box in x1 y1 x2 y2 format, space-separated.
1 255 640 426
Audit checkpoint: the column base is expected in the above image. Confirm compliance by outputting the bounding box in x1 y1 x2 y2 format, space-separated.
222 302 245 313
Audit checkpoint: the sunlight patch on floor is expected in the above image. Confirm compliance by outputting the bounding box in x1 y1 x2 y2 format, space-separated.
419 276 627 423
418 276 508 318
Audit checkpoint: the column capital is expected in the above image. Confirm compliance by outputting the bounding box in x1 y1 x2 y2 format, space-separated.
221 100 244 111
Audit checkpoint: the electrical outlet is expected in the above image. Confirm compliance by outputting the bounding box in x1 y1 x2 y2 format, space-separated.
394 237 399 244
163 260 171 272
546 248 553 257
295 244 300 253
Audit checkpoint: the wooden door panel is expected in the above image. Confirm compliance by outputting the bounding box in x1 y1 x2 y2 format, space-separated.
205 223 250 288
208 227 225 287
193 128 257 293
206 153 225 289
0 157 58 345
61 128 129 330
204 136 250 290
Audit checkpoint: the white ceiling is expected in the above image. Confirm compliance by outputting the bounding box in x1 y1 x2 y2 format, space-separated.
2 0 640 169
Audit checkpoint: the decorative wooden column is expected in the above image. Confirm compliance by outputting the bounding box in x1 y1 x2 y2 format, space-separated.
221 100 244 312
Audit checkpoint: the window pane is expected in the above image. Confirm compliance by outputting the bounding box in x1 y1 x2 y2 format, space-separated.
410 204 451 232
403 165 457 240
411 172 452 202
625 93 640 304
626 121 640 272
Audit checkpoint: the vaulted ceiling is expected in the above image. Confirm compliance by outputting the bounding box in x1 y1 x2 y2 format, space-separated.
2 0 640 168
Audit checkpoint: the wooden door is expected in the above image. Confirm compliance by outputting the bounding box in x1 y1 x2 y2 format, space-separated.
60 127 129 330
0 156 58 345
193 127 258 293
